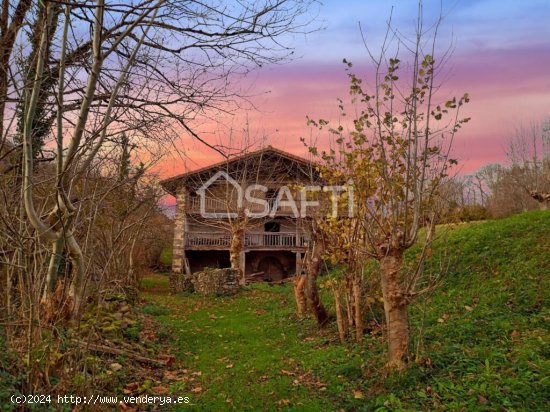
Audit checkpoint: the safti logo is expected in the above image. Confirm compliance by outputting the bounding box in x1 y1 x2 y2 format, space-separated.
196 170 354 219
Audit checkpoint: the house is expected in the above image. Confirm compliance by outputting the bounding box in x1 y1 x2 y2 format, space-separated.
160 146 321 286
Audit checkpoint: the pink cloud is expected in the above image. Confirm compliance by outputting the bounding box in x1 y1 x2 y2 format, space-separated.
158 45 550 183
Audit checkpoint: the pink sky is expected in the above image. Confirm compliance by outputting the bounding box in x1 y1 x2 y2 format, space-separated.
157 1 550 196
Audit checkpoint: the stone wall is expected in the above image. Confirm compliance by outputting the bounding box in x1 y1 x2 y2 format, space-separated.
191 268 240 296
169 272 194 294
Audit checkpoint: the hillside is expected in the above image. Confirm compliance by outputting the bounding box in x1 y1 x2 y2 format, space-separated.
139 210 550 411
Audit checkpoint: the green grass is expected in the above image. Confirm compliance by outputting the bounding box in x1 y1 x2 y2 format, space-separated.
140 210 550 411
141 277 366 411
159 247 173 266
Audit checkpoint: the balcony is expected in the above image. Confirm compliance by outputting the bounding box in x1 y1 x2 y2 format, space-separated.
185 231 309 250
185 196 300 216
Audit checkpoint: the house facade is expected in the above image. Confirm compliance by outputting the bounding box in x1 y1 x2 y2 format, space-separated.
161 147 320 284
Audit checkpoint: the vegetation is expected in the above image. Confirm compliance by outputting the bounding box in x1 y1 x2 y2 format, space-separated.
0 0 317 397
139 211 550 410
0 1 547 408
305 11 470 367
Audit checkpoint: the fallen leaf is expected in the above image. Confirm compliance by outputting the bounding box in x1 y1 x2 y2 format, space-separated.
163 371 180 381
353 390 365 399
280 369 296 376
158 355 176 367
226 364 234 369
109 363 123 372
124 382 139 393
464 305 473 312
152 385 169 395
191 386 203 393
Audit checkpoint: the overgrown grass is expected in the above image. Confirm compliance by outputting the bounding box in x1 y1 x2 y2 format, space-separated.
140 210 550 411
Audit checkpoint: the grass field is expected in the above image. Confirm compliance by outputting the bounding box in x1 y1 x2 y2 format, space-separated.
140 210 550 411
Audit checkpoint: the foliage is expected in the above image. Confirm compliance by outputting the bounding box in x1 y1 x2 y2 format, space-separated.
140 211 549 410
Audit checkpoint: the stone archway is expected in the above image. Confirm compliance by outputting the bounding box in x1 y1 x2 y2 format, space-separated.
257 256 285 281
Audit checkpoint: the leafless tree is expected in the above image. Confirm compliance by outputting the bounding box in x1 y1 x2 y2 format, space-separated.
0 0 318 393
506 120 550 208
2 0 317 313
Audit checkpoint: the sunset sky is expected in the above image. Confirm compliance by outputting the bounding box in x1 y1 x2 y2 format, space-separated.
159 0 550 183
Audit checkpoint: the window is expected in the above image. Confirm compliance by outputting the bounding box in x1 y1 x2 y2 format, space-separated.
264 221 280 232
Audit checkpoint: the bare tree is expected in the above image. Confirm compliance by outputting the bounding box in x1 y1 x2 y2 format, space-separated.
4 0 317 314
0 0 318 393
307 3 470 369
507 120 550 209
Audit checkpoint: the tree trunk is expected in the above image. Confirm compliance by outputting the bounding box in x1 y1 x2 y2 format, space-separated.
305 241 329 327
380 250 409 370
293 275 307 317
66 231 85 320
345 277 354 330
0 0 33 139
230 227 245 284
41 235 64 321
352 273 363 342
333 284 347 343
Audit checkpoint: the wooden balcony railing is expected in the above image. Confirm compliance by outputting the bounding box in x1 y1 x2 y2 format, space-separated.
185 231 309 249
186 232 231 248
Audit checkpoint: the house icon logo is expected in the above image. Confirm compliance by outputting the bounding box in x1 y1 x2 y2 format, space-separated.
196 170 243 218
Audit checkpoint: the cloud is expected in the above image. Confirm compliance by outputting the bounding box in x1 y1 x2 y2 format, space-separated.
158 1 550 182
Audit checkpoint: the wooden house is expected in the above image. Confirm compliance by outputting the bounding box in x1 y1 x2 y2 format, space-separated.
160 146 320 283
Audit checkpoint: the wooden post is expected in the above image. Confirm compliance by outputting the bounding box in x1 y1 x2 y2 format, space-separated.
239 251 246 284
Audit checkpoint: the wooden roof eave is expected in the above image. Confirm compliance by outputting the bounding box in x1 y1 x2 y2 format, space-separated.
160 147 321 196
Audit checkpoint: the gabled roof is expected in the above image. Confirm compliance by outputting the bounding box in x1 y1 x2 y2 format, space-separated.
160 146 316 195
